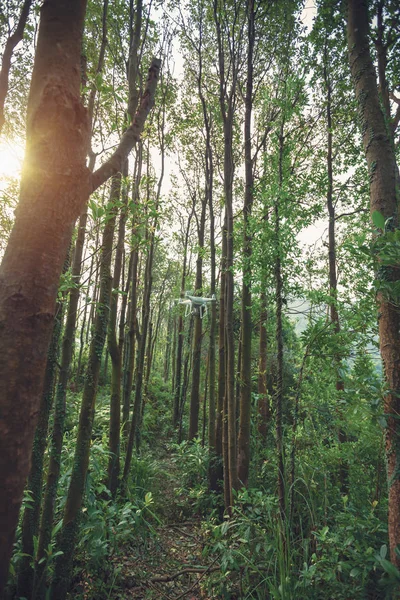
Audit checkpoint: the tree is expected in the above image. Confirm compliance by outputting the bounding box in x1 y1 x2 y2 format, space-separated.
237 0 255 488
213 0 245 508
347 0 400 568
0 0 160 591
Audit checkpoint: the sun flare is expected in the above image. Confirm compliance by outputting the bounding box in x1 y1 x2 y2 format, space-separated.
0 140 23 182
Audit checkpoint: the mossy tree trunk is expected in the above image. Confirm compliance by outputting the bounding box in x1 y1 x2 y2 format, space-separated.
107 161 129 495
122 146 143 439
51 173 122 599
16 289 66 600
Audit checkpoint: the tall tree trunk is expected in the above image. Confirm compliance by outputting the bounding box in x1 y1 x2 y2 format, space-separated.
144 319 153 395
148 281 168 387
173 211 193 429
213 0 242 506
164 309 173 383
51 173 122 599
202 357 209 447
171 315 177 392
224 112 239 504
0 3 160 589
207 140 217 491
257 289 269 440
275 125 286 521
124 117 165 473
0 2 89 592
33 8 109 575
189 196 207 441
128 234 154 456
347 0 400 568
324 49 348 496
122 146 143 439
107 161 129 495
178 315 194 443
216 219 227 491
237 0 254 487
16 292 65 600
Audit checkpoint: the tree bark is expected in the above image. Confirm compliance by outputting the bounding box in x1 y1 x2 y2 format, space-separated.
275 125 286 522
173 211 193 429
16 292 65 600
347 0 400 568
257 289 269 440
188 194 207 441
122 146 142 439
216 219 227 491
107 161 129 495
0 2 89 592
237 0 254 488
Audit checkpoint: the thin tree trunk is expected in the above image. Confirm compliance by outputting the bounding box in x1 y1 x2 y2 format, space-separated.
164 309 173 383
238 0 254 487
107 160 129 495
178 315 194 443
224 116 239 504
257 289 269 440
51 173 122 599
275 125 285 522
222 325 230 511
173 211 193 428
213 0 242 506
122 146 142 439
124 115 165 472
202 356 209 447
324 49 348 496
216 219 227 491
171 315 177 392
144 319 153 394
189 195 207 440
207 146 217 490
86 232 101 346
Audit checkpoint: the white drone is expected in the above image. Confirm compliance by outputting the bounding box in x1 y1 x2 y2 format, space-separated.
176 292 216 319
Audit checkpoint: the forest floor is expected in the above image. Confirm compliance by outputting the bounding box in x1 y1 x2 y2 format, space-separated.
114 455 217 600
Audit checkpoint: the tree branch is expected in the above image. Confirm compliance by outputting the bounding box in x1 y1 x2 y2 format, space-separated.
0 0 33 133
91 57 161 192
151 565 220 583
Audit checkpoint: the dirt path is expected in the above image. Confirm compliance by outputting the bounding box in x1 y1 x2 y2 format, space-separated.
117 457 217 599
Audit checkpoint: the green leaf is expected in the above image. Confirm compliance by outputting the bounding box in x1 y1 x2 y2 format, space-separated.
372 211 385 230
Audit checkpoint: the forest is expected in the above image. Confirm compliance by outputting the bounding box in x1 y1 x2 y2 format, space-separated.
0 0 399 598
